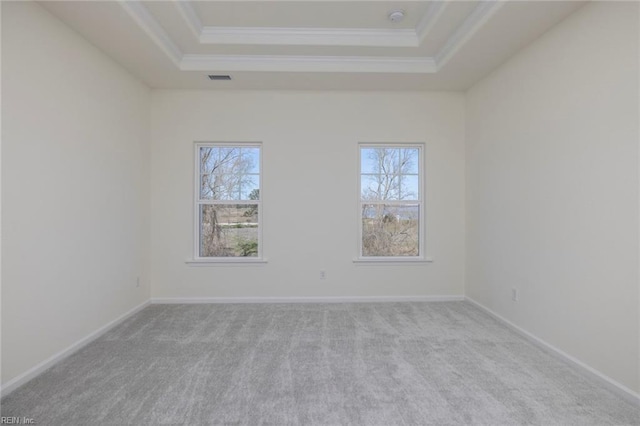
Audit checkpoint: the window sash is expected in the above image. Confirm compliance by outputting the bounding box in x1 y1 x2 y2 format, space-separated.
358 143 424 260
194 142 262 260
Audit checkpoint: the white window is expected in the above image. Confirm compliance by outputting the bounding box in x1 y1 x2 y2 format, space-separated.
358 144 424 260
195 143 262 260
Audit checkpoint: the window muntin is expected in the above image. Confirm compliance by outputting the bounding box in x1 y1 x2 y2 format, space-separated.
359 145 423 259
195 143 261 259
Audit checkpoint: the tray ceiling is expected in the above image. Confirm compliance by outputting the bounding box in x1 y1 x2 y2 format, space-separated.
40 1 585 90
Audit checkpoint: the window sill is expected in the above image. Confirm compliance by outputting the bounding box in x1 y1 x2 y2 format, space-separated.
353 257 433 265
185 258 268 266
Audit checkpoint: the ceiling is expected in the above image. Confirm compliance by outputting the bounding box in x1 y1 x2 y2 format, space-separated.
40 1 585 91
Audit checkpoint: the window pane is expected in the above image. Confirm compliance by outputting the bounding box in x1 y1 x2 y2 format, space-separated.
199 146 256 200
240 175 260 200
200 177 213 199
362 204 419 257
361 174 399 201
200 204 259 257
242 148 260 173
360 148 379 174
200 174 241 200
399 175 419 201
400 148 419 174
361 147 400 173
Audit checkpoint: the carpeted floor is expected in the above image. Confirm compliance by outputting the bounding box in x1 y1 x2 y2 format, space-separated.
1 302 639 425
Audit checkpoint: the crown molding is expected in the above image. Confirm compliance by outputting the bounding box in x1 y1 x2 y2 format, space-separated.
175 0 423 47
118 0 183 66
120 0 502 75
416 1 448 43
181 54 437 74
174 0 203 40
435 0 504 69
199 27 419 47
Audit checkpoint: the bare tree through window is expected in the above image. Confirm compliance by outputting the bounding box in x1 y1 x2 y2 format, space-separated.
197 145 260 258
360 146 422 257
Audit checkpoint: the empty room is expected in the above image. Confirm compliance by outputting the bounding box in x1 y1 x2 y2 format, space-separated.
1 1 639 425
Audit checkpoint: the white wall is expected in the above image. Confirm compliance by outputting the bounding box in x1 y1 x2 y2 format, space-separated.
1 2 150 386
466 1 639 393
150 91 465 299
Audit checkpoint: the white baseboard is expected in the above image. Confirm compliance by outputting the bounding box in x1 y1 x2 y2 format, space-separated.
0 300 150 398
465 296 640 406
151 295 464 304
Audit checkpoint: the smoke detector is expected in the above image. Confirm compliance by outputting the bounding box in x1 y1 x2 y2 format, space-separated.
388 10 405 23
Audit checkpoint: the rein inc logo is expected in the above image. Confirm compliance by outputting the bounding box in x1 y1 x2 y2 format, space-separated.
0 418 34 424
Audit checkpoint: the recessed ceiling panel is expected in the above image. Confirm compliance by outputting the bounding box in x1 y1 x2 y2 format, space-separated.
143 0 427 57
138 0 482 58
189 1 431 30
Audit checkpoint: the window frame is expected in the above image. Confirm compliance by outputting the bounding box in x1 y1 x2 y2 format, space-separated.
356 142 426 262
192 142 264 263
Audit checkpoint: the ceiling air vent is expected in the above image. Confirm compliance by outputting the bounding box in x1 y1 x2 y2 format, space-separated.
208 75 232 81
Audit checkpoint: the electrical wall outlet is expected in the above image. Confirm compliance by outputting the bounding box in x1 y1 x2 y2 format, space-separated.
511 288 519 302
136 276 141 288
320 270 326 280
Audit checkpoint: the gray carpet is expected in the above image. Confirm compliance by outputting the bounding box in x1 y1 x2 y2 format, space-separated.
1 302 639 425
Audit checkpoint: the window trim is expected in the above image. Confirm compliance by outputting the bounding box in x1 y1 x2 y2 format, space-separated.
191 141 264 264
356 142 426 262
